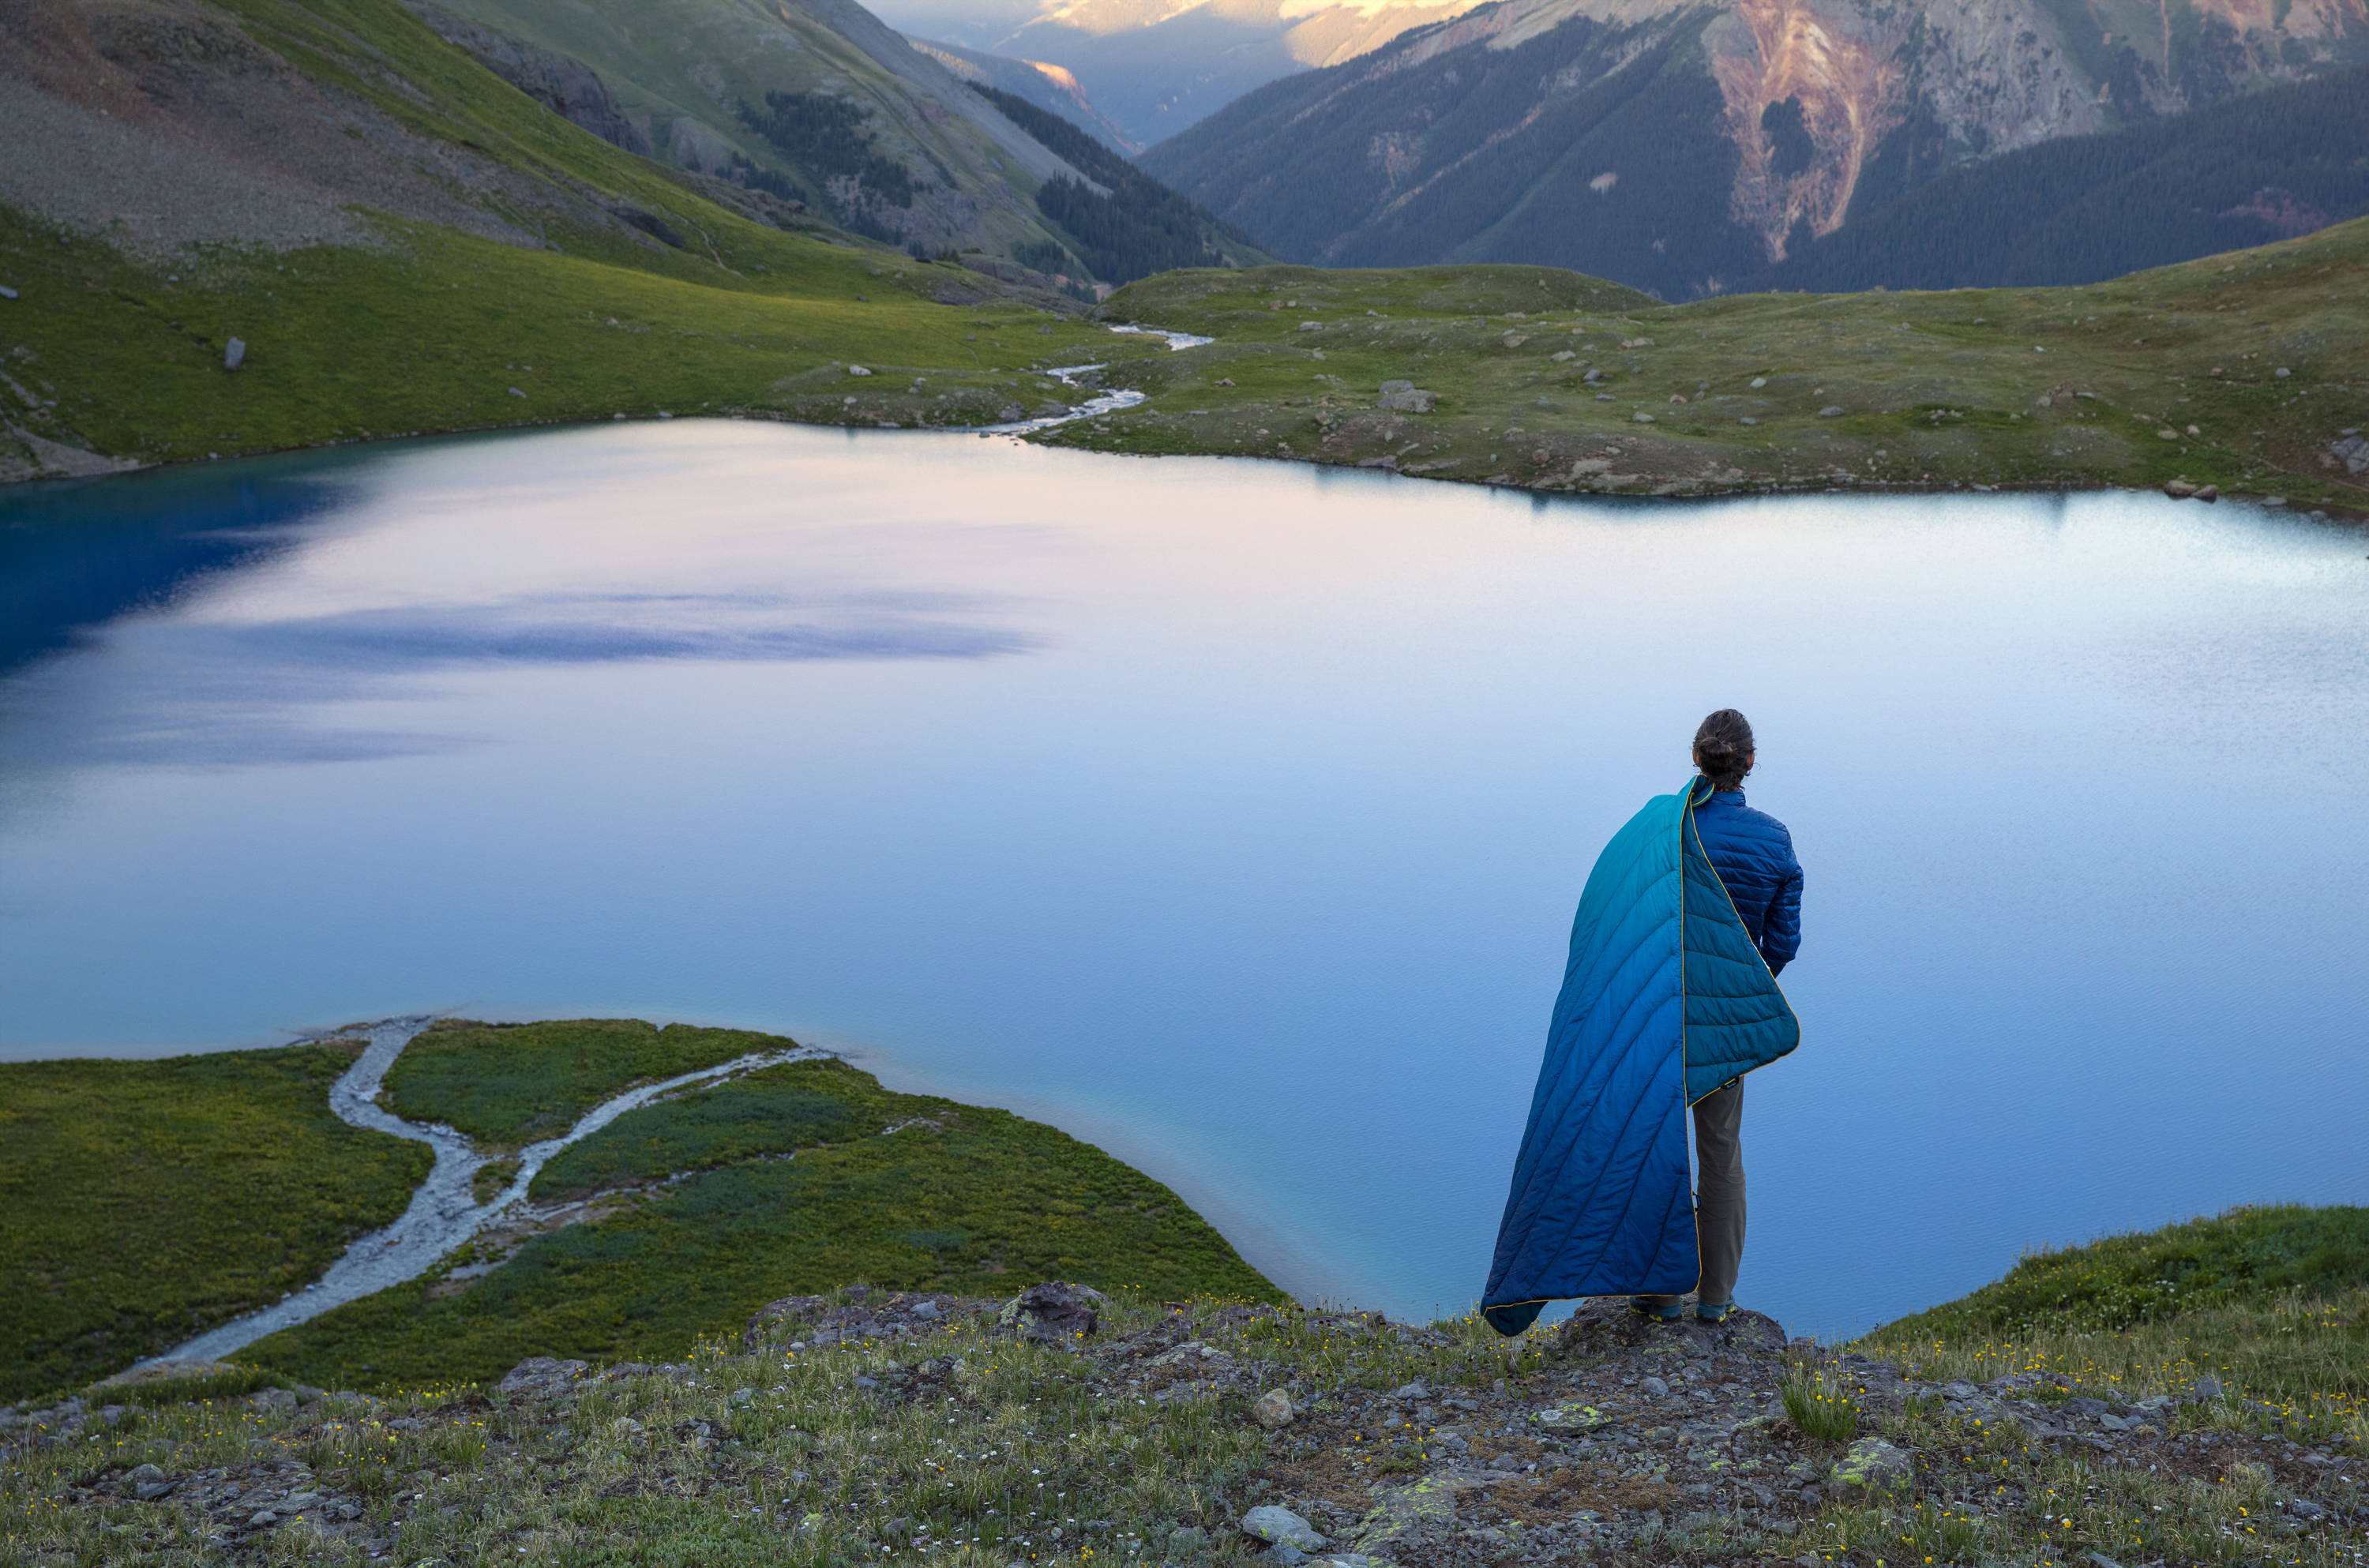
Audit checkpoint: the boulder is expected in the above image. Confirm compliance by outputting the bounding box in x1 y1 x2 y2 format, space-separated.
2328 431 2367 475
1829 1436 1913 1494
1631 411 1655 424
2164 480 2198 498
1376 381 1436 413
1817 405 1844 418
0 286 17 300
997 1281 1105 1344
1242 1505 1326 1550
1343 1473 1466 1559
497 1356 590 1396
223 338 246 371
1252 1389 1296 1428
847 365 873 377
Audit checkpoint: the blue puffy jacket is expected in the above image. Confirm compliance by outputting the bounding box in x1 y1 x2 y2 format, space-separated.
1690 789 1802 974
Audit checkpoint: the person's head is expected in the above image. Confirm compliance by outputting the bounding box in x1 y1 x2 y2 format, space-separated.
1692 709 1755 791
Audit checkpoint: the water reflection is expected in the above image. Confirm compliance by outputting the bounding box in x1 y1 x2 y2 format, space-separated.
2 422 2363 1339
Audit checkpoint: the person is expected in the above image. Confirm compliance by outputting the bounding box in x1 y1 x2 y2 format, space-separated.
1631 708 1801 1324
1480 708 1803 1339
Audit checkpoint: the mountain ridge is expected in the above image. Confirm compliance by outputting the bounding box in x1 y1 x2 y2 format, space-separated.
1143 0 2369 298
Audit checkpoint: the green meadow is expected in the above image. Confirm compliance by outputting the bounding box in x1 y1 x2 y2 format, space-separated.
0 1041 429 1403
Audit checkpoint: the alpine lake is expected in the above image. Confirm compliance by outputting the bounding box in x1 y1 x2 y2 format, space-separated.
3 418 2364 1341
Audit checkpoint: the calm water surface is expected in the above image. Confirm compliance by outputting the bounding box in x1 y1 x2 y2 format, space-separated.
4 422 2364 1339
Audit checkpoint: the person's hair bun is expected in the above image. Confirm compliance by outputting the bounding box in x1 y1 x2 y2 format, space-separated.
1692 709 1755 788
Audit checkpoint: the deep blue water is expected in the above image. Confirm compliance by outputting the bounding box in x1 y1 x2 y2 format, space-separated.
3 421 2364 1339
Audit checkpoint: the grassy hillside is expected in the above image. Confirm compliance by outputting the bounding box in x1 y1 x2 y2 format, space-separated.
411 0 1103 264
242 1049 1284 1390
0 1041 430 1403
1856 1206 2369 1427
381 1018 794 1149
1074 219 2369 511
0 1021 1282 1402
0 0 1169 481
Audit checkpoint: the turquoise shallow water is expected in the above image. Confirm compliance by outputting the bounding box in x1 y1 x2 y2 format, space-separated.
3 421 2364 1339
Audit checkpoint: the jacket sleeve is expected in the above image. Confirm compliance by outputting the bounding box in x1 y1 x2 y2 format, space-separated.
1759 831 1803 975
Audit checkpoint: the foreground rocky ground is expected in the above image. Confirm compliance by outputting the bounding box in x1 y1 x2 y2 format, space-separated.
4 1283 2362 1566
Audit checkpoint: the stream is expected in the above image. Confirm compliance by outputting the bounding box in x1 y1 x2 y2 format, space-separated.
144 1022 820 1367
985 324 1214 433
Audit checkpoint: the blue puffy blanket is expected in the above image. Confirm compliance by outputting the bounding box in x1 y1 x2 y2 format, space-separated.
1481 778 1800 1336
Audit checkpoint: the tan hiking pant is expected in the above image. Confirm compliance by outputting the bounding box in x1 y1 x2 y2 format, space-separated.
1639 1078 1745 1307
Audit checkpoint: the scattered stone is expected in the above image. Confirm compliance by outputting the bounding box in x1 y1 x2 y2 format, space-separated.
2329 432 2368 475
1500 332 1530 347
1829 1436 1914 1494
2164 479 2198 498
2288 1499 2329 1520
2158 427 2181 441
1749 376 1768 388
1241 1504 1326 1550
2084 1553 2126 1568
729 1387 756 1407
1550 350 1576 362
1389 1379 1429 1401
2194 484 2220 501
223 338 246 371
1641 1376 1670 1397
509 387 527 398
1376 381 1436 412
847 365 872 377
1582 368 1603 383
1298 321 1322 332
1533 1403 1610 1431
912 1300 940 1319
1252 1389 1296 1428
611 1416 644 1433
1620 337 1653 349
997 1281 1105 1345
1632 411 1655 423
248 1388 298 1414
2275 367 2292 379
0 286 17 300
1817 406 1845 418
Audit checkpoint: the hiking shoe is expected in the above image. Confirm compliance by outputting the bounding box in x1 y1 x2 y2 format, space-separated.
1695 1300 1734 1324
1629 1297 1682 1322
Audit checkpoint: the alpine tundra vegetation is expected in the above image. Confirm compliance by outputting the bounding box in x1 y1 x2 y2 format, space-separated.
3 1210 2364 1566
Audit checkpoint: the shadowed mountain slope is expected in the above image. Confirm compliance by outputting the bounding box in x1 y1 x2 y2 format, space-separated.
1143 0 2369 299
